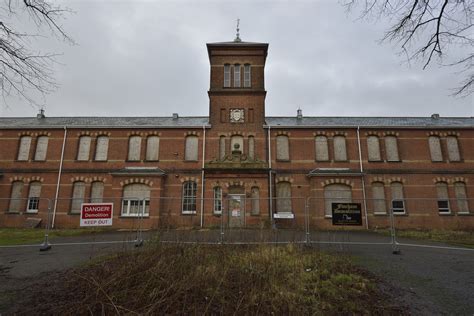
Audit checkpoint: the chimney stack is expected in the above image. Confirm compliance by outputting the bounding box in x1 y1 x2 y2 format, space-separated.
431 113 440 120
296 108 303 120
172 113 179 120
37 108 45 119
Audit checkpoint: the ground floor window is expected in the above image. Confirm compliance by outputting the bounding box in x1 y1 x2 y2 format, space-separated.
121 183 150 217
27 181 41 213
324 184 352 217
213 186 222 214
182 181 197 214
390 182 405 214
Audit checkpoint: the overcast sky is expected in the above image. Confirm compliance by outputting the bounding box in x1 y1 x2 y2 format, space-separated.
1 0 472 118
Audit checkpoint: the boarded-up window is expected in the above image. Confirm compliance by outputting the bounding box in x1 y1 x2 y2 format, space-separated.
436 182 450 213
276 135 289 161
251 187 260 215
367 136 381 161
385 136 400 162
244 64 251 87
122 184 150 216
234 64 241 87
333 136 347 161
34 136 48 161
77 136 91 161
315 136 329 161
371 182 386 214
446 136 461 162
276 182 292 213
182 181 197 214
213 187 222 214
95 136 109 161
248 136 255 159
429 136 443 161
17 136 32 161
219 136 226 160
224 64 231 87
128 136 142 161
454 182 469 213
185 136 199 161
71 181 86 214
231 135 244 153
9 181 24 212
390 182 405 213
91 182 104 203
146 136 160 161
27 182 41 212
324 184 352 217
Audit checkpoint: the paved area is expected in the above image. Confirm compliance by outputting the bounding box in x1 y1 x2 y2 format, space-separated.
0 230 473 315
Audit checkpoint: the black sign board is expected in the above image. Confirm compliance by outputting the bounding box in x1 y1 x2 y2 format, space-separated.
331 203 362 226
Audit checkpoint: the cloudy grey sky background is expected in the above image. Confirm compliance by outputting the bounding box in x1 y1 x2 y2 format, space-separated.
1 0 472 118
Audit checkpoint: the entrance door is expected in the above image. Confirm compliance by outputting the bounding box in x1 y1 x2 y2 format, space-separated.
228 194 245 228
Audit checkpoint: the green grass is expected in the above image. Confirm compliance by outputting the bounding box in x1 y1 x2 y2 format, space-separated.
0 228 110 246
375 229 474 248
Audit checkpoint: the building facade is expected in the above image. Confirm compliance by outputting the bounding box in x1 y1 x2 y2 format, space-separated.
0 39 473 230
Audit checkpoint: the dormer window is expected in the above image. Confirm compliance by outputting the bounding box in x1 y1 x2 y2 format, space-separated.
244 64 251 87
234 64 241 87
224 64 231 87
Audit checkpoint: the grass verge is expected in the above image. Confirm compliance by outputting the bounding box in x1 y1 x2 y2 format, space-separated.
375 229 474 248
12 244 406 314
0 228 110 246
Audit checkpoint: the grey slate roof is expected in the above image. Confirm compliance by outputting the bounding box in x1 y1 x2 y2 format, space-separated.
0 116 472 129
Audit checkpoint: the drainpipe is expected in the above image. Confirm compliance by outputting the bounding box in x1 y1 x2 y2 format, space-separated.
52 126 67 228
267 126 273 223
357 126 369 229
200 125 206 227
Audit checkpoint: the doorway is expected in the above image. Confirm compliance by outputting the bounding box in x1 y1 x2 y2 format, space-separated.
228 194 245 228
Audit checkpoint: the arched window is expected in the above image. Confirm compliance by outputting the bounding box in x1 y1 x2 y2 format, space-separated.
454 182 469 214
231 135 244 153
17 136 32 161
27 181 42 213
333 136 347 161
315 136 329 161
91 181 104 203
244 64 251 87
146 136 160 161
436 182 450 213
77 136 92 161
182 181 197 214
428 136 443 162
185 135 199 161
367 136 381 161
324 184 352 217
128 136 142 161
248 136 255 159
219 136 226 160
276 182 292 213
122 183 150 216
234 64 241 87
446 136 461 162
9 181 24 213
224 64 231 87
276 135 289 161
390 182 405 214
34 136 48 161
71 181 86 214
371 182 386 214
385 136 400 162
95 136 109 161
213 187 222 214
251 187 260 215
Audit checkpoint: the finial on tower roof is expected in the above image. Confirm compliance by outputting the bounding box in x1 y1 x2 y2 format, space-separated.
234 18 241 42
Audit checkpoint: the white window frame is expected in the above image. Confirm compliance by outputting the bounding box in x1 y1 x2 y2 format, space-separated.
213 187 222 215
391 199 406 214
224 64 231 87
26 182 41 213
243 64 251 87
182 181 197 214
121 198 150 217
234 64 241 87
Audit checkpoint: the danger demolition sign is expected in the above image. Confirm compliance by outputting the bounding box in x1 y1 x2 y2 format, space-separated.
80 203 113 227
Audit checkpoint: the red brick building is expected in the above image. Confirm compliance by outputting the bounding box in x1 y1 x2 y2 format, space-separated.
0 38 473 230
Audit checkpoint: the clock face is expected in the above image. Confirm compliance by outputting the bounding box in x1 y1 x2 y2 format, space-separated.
230 109 244 123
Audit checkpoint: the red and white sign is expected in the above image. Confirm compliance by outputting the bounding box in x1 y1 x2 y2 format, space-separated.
80 203 113 227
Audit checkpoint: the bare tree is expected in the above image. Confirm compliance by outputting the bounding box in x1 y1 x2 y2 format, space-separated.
0 0 73 107
346 0 474 96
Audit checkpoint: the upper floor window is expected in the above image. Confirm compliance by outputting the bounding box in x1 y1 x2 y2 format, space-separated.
182 181 197 214
122 183 150 217
27 181 41 213
436 182 450 213
371 182 386 214
248 136 255 160
213 186 222 215
454 182 469 214
390 182 405 214
91 181 104 203
224 64 231 87
333 136 347 161
9 181 24 213
185 135 199 161
219 136 226 160
77 136 92 161
276 182 292 213
233 64 241 87
71 181 86 214
244 64 251 87
95 136 109 161
429 136 443 162
146 136 160 161
276 135 289 161
446 136 461 162
17 136 32 161
324 184 352 217
367 136 381 161
34 136 48 161
385 136 400 162
315 136 329 161
128 136 142 161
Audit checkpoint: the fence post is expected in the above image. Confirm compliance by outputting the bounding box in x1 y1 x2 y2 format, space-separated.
305 198 309 244
40 199 52 252
389 200 401 255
